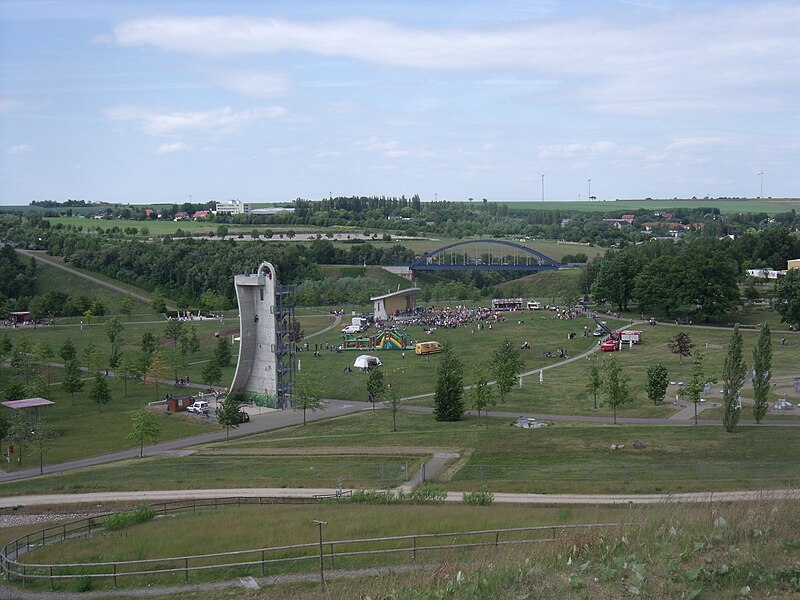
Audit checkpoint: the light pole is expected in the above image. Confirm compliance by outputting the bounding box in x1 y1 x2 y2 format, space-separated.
313 520 327 585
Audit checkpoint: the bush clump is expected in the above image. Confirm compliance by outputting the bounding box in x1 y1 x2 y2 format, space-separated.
462 488 494 506
103 505 155 531
341 486 448 505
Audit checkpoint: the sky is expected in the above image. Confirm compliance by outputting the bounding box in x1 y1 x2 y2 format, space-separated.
1 0 799 206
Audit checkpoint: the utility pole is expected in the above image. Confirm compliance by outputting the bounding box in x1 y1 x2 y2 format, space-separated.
313 520 327 585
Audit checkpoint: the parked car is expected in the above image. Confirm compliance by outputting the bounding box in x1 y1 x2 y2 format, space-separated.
186 400 209 414
236 410 250 423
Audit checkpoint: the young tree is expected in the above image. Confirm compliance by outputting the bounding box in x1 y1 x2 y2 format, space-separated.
645 363 669 406
600 356 631 424
490 339 525 402
433 343 464 422
150 293 167 314
187 325 201 354
61 359 85 405
0 413 10 457
82 342 97 373
8 411 32 466
141 332 158 355
119 294 137 317
104 317 124 369
585 363 601 410
201 361 223 387
217 394 241 440
58 337 76 363
292 379 323 425
683 352 714 425
468 369 494 427
82 309 93 327
366 368 386 405
214 336 232 367
34 343 54 388
127 408 160 457
144 352 167 401
752 323 772 424
382 382 403 432
721 324 746 433
667 332 694 364
88 371 112 412
11 336 36 385
116 353 139 397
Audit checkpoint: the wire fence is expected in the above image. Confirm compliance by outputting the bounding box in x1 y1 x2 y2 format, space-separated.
0 497 626 590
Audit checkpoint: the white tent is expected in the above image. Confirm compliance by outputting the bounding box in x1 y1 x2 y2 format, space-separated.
354 355 382 369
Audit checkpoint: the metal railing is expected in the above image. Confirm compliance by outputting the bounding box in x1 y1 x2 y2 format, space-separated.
1 500 625 590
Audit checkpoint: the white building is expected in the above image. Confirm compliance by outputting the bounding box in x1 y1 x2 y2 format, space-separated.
215 199 251 215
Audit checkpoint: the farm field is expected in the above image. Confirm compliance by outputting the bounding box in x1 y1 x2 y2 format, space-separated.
496 197 800 215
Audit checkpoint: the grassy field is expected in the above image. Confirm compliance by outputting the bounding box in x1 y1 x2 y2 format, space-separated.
12 499 800 598
0 310 339 471
299 314 800 418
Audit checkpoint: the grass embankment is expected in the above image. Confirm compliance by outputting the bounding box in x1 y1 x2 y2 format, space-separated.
7 409 797 496
14 499 800 598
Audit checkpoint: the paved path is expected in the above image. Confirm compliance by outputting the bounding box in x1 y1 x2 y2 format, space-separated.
2 486 796 509
0 400 369 483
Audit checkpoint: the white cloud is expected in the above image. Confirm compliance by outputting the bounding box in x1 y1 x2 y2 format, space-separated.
315 151 342 158
155 142 192 154
111 5 800 117
357 136 399 151
105 105 286 137
8 144 33 154
217 71 287 98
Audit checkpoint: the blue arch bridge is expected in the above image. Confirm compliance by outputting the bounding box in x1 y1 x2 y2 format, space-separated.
408 239 562 273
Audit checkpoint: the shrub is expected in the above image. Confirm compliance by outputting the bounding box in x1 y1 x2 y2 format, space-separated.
463 487 494 506
103 505 155 531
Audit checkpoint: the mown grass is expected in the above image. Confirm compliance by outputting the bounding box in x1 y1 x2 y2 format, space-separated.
0 454 421 496
13 499 800 598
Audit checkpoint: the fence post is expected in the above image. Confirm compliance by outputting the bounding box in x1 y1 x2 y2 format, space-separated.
261 550 265 576
760 464 764 488
480 464 484 480
50 566 53 590
495 531 500 549
412 537 416 562
329 542 335 570
184 558 188 584
113 563 117 589
405 462 409 481
422 463 426 482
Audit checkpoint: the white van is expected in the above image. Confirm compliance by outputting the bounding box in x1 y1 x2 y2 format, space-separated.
527 301 542 310
341 325 361 334
187 400 209 414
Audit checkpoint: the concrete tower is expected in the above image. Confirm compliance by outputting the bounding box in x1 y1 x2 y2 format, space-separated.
230 261 295 408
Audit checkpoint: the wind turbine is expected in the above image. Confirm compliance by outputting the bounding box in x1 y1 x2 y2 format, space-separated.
541 174 545 202
757 171 764 199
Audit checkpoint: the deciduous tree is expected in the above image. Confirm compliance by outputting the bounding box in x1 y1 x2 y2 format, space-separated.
61 360 84 405
216 394 241 440
433 343 464 422
722 325 746 433
683 352 715 425
292 378 324 425
468 369 494 427
775 269 800 328
752 323 772 423
127 409 160 457
645 363 669 406
585 363 601 410
214 336 232 368
491 340 525 402
667 332 694 364
89 371 112 412
601 356 631 424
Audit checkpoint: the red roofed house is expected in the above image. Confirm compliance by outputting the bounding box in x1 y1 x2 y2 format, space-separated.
192 210 209 221
174 211 190 221
620 214 636 223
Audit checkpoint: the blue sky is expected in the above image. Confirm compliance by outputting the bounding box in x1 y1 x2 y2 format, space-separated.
1 0 799 205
